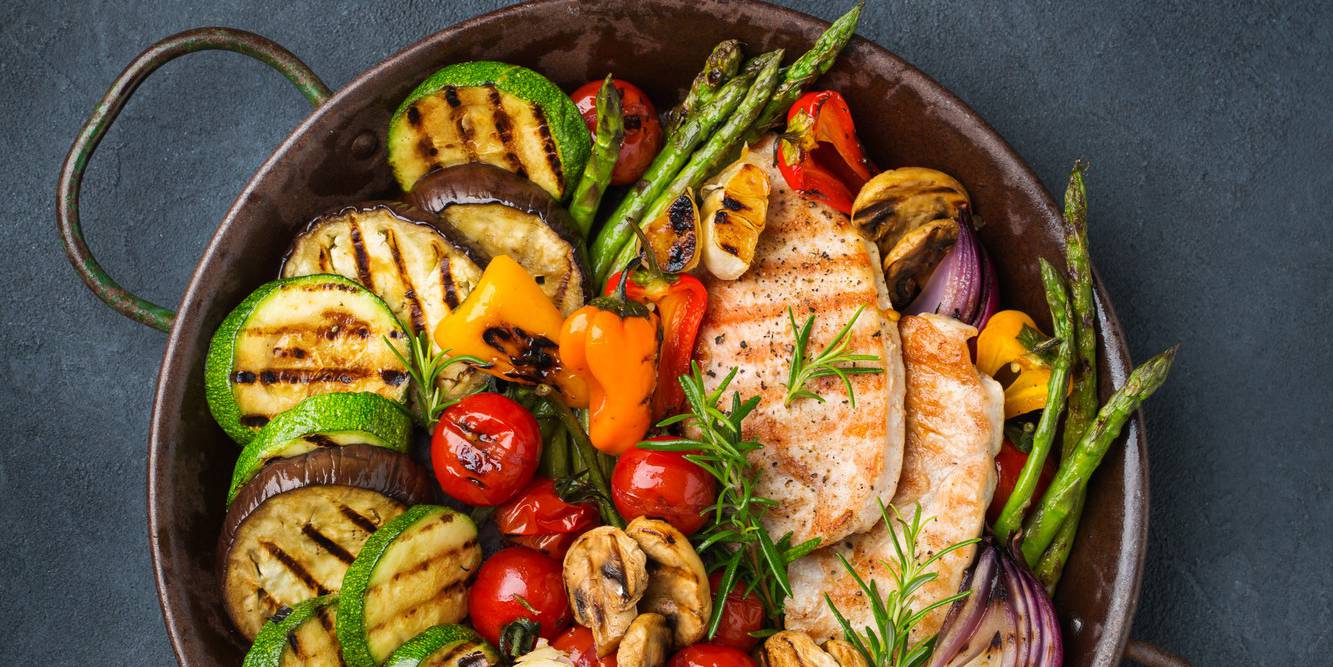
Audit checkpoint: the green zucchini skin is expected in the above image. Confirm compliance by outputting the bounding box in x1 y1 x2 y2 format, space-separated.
388 61 590 200
383 625 500 667
226 392 412 505
336 505 481 667
204 274 410 445
242 594 341 667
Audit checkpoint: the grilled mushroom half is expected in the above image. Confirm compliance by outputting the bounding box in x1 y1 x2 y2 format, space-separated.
219 445 436 640
563 526 650 656
407 162 592 315
625 517 711 648
616 613 673 667
758 631 866 667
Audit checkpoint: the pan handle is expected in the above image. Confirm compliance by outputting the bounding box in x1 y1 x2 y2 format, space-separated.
1125 639 1193 667
57 27 332 332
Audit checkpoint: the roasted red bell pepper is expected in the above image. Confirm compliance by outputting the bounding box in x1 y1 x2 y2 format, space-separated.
495 477 600 559
604 267 707 421
777 90 876 214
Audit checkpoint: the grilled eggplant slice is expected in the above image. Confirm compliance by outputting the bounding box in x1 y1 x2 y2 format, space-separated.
388 61 591 200
643 189 701 274
242 594 343 667
408 163 591 315
281 202 490 399
337 505 482 667
382 625 501 667
220 446 436 640
226 392 412 505
205 274 410 445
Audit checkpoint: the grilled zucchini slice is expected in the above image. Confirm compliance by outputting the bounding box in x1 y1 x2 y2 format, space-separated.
383 625 501 667
389 61 591 200
282 203 489 400
408 163 591 315
221 446 437 640
226 392 412 505
205 274 410 444
337 505 482 667
242 594 344 667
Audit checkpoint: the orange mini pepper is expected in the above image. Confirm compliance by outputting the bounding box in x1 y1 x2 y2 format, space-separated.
434 255 588 406
976 309 1063 419
559 272 660 455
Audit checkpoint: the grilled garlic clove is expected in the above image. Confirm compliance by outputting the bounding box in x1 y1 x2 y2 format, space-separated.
624 517 712 648
563 526 650 656
700 155 771 280
615 613 673 667
643 189 702 274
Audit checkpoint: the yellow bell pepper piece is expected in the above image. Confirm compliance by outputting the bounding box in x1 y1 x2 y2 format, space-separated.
433 255 588 406
976 310 1057 419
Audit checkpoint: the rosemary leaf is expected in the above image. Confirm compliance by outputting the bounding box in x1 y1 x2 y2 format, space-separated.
783 305 883 408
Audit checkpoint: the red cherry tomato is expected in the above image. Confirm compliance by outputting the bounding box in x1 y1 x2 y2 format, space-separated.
611 439 717 536
496 477 601 535
508 532 583 561
571 78 663 185
987 438 1056 523
667 643 757 667
707 573 766 651
431 392 542 506
552 625 618 667
467 546 571 646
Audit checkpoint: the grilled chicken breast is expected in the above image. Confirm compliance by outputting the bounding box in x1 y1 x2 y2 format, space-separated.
785 313 1004 642
692 134 906 547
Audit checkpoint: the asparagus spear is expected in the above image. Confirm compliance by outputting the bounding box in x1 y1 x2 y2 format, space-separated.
993 260 1075 544
1035 163 1095 590
1062 162 1096 456
1020 345 1179 565
568 76 624 237
744 1 863 142
545 395 625 528
603 50 785 275
665 40 744 137
590 71 755 281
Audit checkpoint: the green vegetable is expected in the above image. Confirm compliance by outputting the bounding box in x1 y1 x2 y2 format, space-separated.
242 594 341 667
603 50 785 276
993 260 1075 544
641 363 822 628
337 505 481 667
825 503 978 667
227 392 411 504
569 76 625 237
1034 490 1085 590
383 330 486 427
665 39 744 136
590 70 756 281
744 1 864 142
1020 345 1178 565
542 394 624 529
383 625 500 667
387 61 590 199
204 274 409 445
783 305 883 409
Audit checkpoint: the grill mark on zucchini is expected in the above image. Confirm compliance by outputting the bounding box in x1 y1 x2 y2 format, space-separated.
306 434 340 448
348 218 375 288
488 85 527 177
445 86 480 163
302 523 357 564
261 540 331 595
384 227 427 333
529 103 564 194
338 504 382 533
287 628 305 657
241 415 271 428
252 367 376 385
365 579 468 633
440 253 459 308
434 642 478 667
383 535 475 583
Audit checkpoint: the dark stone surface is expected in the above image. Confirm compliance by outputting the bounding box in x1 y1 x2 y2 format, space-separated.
1 0 1328 664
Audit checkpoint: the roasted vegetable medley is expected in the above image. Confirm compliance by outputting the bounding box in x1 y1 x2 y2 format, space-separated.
204 4 1176 666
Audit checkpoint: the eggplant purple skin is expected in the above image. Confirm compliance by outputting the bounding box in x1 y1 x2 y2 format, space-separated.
405 162 594 301
217 445 439 568
278 200 492 273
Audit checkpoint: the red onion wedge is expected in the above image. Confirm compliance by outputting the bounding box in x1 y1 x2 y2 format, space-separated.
928 542 1063 667
905 208 998 330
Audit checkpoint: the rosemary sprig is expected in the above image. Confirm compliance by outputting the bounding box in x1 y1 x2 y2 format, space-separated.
784 305 883 408
826 502 979 667
383 331 486 426
642 363 821 634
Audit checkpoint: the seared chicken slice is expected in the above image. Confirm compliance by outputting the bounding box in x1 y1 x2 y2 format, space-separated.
692 134 907 547
785 314 1004 643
